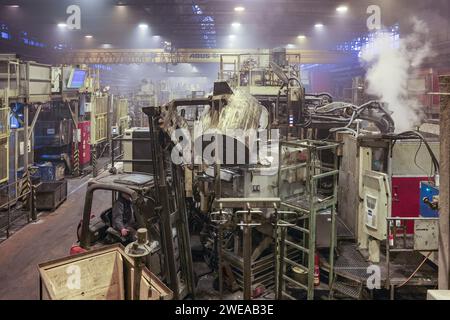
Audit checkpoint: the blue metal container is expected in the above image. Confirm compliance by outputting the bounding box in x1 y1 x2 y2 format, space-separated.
37 163 56 181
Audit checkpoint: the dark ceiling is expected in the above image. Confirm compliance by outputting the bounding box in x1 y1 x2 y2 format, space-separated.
0 0 449 52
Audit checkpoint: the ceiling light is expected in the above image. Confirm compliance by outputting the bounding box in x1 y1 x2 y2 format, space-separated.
85 35 93 39
232 22 241 27
229 34 236 39
297 35 306 39
314 23 324 28
57 23 67 28
116 1 127 6
336 5 348 13
9 5 19 8
234 6 245 12
139 23 149 29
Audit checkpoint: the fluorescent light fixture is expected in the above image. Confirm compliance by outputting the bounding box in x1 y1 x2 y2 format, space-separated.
9 5 20 8
234 6 245 12
297 35 306 39
232 22 241 27
336 5 348 13
101 44 112 48
139 23 149 29
57 23 67 28
229 34 236 39
314 23 324 28
85 35 93 39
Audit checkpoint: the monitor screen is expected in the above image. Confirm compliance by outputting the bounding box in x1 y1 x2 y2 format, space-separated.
68 69 87 89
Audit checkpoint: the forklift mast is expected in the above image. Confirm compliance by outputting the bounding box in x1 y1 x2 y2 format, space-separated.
143 106 196 300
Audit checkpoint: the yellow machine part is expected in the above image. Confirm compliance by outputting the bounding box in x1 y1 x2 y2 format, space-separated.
91 95 108 145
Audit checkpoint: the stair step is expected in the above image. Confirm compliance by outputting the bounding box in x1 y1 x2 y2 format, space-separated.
332 280 362 299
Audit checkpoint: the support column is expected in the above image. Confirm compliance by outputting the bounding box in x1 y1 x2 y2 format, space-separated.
68 101 80 177
439 75 450 290
243 208 252 300
91 145 98 177
21 105 32 207
23 105 29 177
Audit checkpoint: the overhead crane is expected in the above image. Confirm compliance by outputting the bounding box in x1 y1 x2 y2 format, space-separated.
59 48 354 65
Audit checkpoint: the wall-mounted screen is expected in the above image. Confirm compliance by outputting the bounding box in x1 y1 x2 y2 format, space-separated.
67 69 87 89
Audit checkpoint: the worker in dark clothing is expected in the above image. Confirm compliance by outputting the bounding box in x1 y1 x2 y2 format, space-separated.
111 193 138 243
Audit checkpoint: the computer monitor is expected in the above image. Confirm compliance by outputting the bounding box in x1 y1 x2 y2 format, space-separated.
67 69 87 89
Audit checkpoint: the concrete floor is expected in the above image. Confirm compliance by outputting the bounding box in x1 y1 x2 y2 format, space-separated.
0 175 102 300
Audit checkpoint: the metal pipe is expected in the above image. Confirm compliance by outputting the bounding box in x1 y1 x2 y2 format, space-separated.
24 105 29 178
243 208 252 300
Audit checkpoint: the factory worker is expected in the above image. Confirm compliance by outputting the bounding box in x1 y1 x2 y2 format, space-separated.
111 192 138 242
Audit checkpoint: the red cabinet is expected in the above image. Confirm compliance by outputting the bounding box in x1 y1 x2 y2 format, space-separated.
74 121 91 167
391 176 431 234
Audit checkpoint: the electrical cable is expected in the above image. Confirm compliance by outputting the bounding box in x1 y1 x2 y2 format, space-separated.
386 131 439 173
396 251 432 288
414 139 426 173
288 77 302 87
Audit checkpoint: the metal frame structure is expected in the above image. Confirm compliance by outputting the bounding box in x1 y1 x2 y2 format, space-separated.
211 197 282 300
0 54 50 238
60 48 351 65
89 94 110 177
386 216 439 300
276 139 339 300
113 97 130 136
90 94 109 145
0 178 37 240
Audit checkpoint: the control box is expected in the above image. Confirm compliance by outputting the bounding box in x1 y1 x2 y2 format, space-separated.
420 181 439 218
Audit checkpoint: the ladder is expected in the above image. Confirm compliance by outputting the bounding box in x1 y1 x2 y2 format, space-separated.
276 139 339 300
276 210 316 300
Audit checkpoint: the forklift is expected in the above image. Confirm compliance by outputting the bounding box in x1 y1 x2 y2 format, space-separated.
75 105 196 300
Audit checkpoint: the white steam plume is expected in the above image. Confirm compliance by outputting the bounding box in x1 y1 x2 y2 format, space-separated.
361 17 434 132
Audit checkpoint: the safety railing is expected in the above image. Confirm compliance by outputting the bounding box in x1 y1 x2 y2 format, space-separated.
0 177 37 241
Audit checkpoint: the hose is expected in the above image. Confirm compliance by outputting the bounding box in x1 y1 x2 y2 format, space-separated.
396 251 433 288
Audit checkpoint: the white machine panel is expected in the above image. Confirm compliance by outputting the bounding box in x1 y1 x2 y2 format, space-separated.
414 220 439 251
362 170 391 240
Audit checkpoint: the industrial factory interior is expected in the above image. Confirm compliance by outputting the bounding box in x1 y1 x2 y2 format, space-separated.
1 0 450 305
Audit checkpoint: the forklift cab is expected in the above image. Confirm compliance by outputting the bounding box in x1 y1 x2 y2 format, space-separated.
78 172 156 250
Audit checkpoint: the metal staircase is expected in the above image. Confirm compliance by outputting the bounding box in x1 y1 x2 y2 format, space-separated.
329 273 365 300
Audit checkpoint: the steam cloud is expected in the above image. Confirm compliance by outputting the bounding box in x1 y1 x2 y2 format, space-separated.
361 17 434 132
